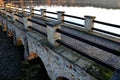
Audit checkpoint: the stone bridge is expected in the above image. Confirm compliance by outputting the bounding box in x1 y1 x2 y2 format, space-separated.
0 5 120 80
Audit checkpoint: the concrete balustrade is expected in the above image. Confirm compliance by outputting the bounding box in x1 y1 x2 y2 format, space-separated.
23 15 32 30
11 9 18 22
30 7 34 16
46 21 62 46
22 6 26 15
84 16 96 31
3 5 7 17
46 11 65 46
22 7 34 30
15 5 18 13
0 6 120 80
41 9 46 20
57 11 65 22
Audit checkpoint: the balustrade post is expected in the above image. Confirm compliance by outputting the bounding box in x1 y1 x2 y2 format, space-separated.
23 15 32 30
4 5 7 17
15 5 18 14
41 9 46 20
8 5 11 11
46 21 62 46
11 8 18 22
84 16 96 31
30 7 34 16
22 6 26 15
57 11 65 22
1 5 5 16
7 5 11 12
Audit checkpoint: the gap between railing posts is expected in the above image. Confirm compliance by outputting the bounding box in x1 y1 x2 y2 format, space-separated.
46 11 65 46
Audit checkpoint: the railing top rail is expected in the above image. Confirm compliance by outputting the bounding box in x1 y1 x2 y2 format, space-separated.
45 16 57 20
93 20 120 28
33 9 41 12
93 28 120 37
46 11 57 15
63 20 84 27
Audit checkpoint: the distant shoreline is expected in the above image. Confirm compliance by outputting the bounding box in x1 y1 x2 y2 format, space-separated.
4 0 120 9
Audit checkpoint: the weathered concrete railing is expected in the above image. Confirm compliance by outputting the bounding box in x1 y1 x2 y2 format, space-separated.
1 4 120 64
33 8 120 37
0 5 120 80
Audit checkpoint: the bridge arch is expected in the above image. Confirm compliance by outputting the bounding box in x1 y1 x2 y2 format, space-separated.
6 22 14 38
12 31 23 46
23 36 30 60
12 31 31 61
2 24 7 31
1 19 8 31
26 50 50 79
28 51 39 61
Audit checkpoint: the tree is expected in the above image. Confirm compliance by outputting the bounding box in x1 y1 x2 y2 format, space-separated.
0 0 4 5
46 0 51 5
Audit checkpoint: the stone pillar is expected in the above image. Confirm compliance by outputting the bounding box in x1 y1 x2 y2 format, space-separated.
22 6 26 15
12 10 18 22
1 4 5 16
46 21 62 46
41 9 46 20
84 16 96 31
57 11 65 22
30 7 34 16
24 36 29 60
7 5 10 12
4 5 7 17
23 15 32 30
15 5 18 14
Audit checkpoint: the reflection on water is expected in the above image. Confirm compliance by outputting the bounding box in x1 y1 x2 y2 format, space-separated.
34 6 120 35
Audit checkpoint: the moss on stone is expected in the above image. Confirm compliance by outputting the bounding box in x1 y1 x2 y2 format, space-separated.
85 63 113 80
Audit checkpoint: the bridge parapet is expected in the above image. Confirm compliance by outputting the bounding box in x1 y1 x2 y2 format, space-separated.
0 5 120 80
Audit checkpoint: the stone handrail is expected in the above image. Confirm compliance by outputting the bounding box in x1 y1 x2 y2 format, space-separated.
0 5 120 70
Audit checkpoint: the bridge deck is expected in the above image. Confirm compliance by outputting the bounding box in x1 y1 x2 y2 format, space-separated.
9 13 120 70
